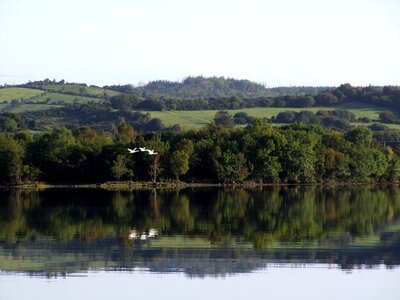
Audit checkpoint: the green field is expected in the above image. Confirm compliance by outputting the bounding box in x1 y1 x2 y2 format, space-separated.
0 87 44 101
0 87 105 112
144 103 386 128
32 92 101 104
337 102 384 120
0 86 119 105
384 123 400 130
6 104 62 113
40 84 121 98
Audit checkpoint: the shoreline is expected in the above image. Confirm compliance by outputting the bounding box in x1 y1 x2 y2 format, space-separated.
0 180 398 190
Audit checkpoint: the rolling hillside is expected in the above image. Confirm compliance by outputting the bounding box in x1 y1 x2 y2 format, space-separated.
29 83 121 98
0 83 120 113
0 87 44 101
1 78 399 133
135 76 330 99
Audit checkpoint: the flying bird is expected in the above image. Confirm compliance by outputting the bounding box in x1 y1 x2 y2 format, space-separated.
145 149 158 155
128 148 140 153
128 147 158 155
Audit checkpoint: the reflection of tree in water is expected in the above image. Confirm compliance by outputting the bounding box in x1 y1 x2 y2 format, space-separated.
207 189 251 243
0 190 41 244
320 188 396 237
169 193 194 232
278 188 323 241
1 187 400 276
0 187 400 248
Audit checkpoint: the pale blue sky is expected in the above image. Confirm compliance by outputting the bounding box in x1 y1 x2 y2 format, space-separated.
0 0 399 86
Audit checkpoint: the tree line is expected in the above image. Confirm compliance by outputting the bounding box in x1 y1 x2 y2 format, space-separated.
105 83 400 119
107 76 327 99
0 104 165 132
0 121 399 185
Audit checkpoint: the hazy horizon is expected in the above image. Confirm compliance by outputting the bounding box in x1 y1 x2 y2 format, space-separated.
1 0 399 87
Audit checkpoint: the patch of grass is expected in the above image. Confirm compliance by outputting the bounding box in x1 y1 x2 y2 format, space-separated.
384 124 400 130
6 104 62 113
337 102 385 120
32 92 102 104
0 87 44 102
143 107 334 128
41 84 121 98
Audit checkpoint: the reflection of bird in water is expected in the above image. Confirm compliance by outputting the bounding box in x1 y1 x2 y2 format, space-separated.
128 228 158 240
148 229 158 238
127 148 139 154
128 230 138 239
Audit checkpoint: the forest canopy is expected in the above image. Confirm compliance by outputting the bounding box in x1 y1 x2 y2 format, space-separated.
0 122 398 185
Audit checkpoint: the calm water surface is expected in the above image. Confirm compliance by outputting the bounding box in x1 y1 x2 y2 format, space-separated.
0 187 399 299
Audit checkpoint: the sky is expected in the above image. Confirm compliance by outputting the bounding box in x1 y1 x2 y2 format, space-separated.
0 0 399 87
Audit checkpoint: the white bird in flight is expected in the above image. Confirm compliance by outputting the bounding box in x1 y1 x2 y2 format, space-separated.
128 147 158 155
145 149 158 155
127 148 140 153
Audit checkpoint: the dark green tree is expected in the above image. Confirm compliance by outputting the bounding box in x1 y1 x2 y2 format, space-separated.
169 150 190 180
214 151 249 183
0 134 23 185
117 123 136 144
253 148 282 182
111 154 132 181
214 111 234 128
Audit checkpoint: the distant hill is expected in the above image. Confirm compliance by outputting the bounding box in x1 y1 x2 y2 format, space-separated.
0 79 121 112
1 77 330 105
132 76 330 99
1 77 400 133
19 79 121 98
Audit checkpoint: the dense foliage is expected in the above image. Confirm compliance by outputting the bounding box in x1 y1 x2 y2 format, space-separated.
0 104 164 132
132 76 328 99
0 122 398 185
271 110 359 131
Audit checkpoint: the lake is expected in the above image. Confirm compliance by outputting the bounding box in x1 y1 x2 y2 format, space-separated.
0 187 399 299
